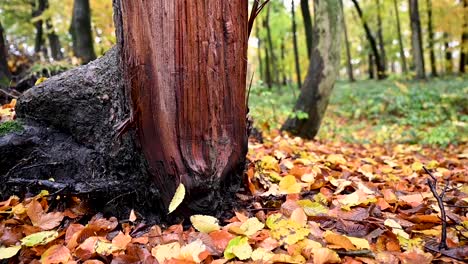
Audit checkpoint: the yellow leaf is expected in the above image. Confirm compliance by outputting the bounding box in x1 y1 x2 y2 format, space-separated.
384 219 409 239
251 248 274 262
345 236 370 249
190 215 221 233
35 77 48 86
240 217 264 236
151 242 181 263
21 231 59 247
95 239 121 255
224 236 252 260
0 246 21 260
168 183 185 214
326 154 347 165
279 175 302 194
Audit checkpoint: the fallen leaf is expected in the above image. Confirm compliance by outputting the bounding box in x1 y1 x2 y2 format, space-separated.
168 183 185 214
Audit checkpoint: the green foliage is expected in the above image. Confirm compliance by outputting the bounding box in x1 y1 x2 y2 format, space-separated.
28 61 73 78
249 77 467 147
0 120 23 136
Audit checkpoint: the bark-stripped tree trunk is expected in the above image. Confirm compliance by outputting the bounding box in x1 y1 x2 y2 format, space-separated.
409 0 425 79
426 0 437 76
292 0 302 88
393 0 408 74
351 0 386 80
460 0 468 73
300 0 313 58
341 0 354 82
376 0 387 75
114 0 248 213
70 0 96 64
0 20 10 88
282 0 342 139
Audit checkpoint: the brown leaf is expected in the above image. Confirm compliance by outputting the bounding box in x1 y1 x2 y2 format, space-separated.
40 245 71 264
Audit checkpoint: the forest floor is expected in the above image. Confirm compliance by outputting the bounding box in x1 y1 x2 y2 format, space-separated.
0 77 467 263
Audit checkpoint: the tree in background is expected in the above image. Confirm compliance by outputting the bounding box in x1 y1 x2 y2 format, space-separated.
443 32 453 73
341 0 354 82
70 0 96 64
393 0 408 75
409 0 425 79
460 0 468 73
291 0 302 88
115 0 249 213
32 0 47 55
426 0 437 76
351 0 386 80
300 0 313 59
0 20 10 88
376 0 387 75
282 0 342 139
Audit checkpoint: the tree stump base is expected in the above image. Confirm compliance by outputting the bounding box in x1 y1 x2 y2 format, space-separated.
0 48 163 221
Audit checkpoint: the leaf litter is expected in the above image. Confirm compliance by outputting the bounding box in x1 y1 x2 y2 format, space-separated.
0 129 467 263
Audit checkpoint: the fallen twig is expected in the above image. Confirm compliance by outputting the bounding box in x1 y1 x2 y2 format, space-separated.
424 166 449 250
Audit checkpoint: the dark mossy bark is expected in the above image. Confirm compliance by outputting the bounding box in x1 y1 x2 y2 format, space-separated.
0 20 10 88
300 0 313 58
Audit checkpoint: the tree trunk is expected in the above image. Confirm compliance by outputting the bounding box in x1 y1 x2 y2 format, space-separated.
70 0 96 64
265 5 279 85
32 0 47 55
292 0 302 88
351 0 386 80
443 33 453 74
393 0 408 74
426 0 437 76
376 0 387 75
368 53 375 79
263 18 273 88
114 0 248 213
46 20 63 60
341 0 354 82
282 0 342 139
255 22 265 82
409 0 426 79
300 0 313 58
280 41 287 85
0 20 10 88
460 0 467 73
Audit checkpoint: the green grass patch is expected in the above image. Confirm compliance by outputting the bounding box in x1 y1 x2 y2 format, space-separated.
249 77 468 146
0 120 24 136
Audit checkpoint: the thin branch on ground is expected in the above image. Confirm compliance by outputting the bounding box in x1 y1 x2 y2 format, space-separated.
424 166 449 250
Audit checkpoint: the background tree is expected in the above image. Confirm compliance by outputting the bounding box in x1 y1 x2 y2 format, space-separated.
282 0 342 138
0 20 10 88
393 0 408 74
341 0 354 82
291 0 302 88
461 0 467 73
32 0 47 55
300 0 313 58
426 0 437 76
376 0 387 75
351 0 386 80
70 0 96 64
409 0 425 79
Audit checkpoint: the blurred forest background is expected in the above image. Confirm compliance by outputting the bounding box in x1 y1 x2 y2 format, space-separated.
0 0 467 146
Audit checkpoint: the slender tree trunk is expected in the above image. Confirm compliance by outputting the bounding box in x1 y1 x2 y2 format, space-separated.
292 0 302 88
426 0 437 76
443 33 453 74
280 41 287 85
265 5 279 85
70 0 96 64
282 0 342 139
351 0 386 79
377 0 387 74
409 0 426 79
45 11 63 61
341 0 354 82
263 18 273 88
114 0 248 213
32 0 47 55
460 0 467 73
0 20 10 88
368 53 375 79
255 22 265 82
393 0 408 74
300 0 313 58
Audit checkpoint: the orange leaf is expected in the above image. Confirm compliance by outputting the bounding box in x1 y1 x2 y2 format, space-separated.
41 245 71 264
